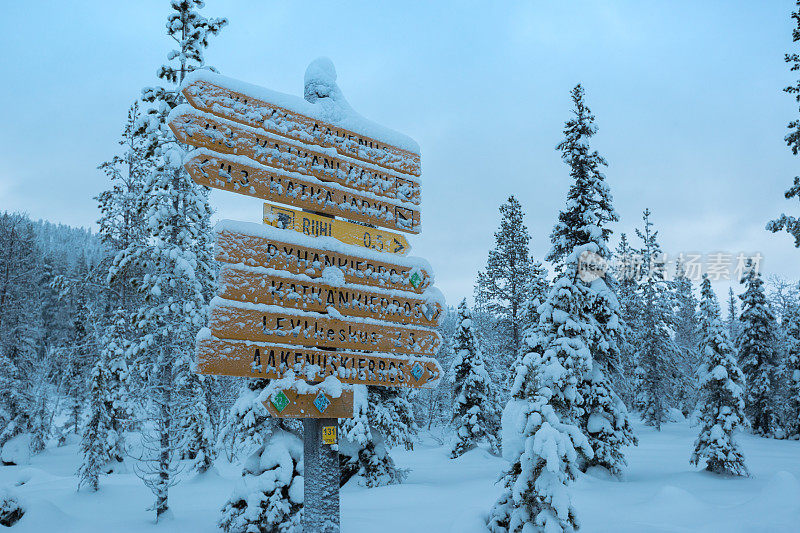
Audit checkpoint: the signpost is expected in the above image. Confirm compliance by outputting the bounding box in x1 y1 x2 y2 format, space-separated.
171 65 441 532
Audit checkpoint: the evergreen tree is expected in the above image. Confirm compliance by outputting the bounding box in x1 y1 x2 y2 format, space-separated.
0 214 42 451
784 291 800 438
551 84 635 475
219 380 303 532
114 0 226 519
738 261 779 436
77 327 115 491
726 288 740 345
340 386 406 488
449 300 498 458
673 260 700 414
635 209 680 430
488 247 594 532
768 0 800 244
613 233 642 407
691 275 748 476
476 196 535 363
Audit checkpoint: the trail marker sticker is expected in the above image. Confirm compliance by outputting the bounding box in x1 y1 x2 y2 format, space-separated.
271 390 290 412
314 392 332 414
322 426 337 445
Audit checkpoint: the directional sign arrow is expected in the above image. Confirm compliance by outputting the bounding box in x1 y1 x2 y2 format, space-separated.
196 335 444 388
208 301 442 356
214 220 432 294
263 389 354 419
183 150 420 234
263 203 411 256
217 265 444 327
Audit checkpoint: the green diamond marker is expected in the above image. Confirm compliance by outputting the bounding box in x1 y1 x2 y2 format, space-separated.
409 271 422 289
271 390 290 413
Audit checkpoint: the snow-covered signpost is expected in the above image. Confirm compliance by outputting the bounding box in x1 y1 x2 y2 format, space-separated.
168 58 443 532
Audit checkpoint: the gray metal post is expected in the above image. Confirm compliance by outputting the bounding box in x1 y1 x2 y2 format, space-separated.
303 417 340 532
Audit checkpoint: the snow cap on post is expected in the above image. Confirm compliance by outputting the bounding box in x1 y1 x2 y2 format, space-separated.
304 57 339 103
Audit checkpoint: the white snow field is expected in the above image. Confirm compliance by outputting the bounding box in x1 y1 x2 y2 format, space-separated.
1 418 798 532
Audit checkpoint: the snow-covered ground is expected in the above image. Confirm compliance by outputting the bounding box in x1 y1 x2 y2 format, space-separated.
2 418 798 532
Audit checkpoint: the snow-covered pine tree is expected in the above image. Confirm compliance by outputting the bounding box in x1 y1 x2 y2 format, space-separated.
726 287 740 347
113 0 226 519
549 84 635 475
521 261 550 337
488 244 595 533
768 0 800 244
219 380 304 532
784 290 800 438
77 326 115 491
0 213 42 452
448 299 498 458
339 385 405 488
690 275 748 476
673 260 700 415
737 261 779 436
476 196 536 366
635 209 680 430
613 233 642 408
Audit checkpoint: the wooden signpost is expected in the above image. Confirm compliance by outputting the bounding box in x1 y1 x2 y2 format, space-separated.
170 65 440 532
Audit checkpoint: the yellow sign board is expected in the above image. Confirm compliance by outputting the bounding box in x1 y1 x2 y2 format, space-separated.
322 426 337 445
263 204 410 256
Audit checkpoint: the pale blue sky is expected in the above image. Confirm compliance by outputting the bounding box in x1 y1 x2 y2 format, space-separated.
1 1 798 303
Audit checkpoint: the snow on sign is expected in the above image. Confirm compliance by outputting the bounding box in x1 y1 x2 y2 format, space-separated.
217 265 444 327
180 71 421 176
184 150 418 233
195 335 443 388
263 203 410 256
214 221 433 294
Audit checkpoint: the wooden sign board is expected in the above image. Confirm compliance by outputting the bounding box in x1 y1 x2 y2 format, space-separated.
263 389 354 419
168 107 421 207
218 266 443 327
214 222 433 294
184 151 418 234
181 75 422 177
208 302 442 355
263 203 410 255
196 336 443 388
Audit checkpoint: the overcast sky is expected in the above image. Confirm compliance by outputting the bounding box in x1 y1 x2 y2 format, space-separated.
1 1 798 304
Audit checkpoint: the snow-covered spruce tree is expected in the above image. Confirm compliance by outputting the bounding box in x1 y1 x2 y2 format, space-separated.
784 292 800 438
673 260 700 415
112 0 226 519
219 379 304 532
78 329 115 491
0 213 42 451
448 299 498 458
548 84 636 475
726 288 740 347
690 275 748 476
635 209 680 430
768 0 800 245
737 261 779 436
340 385 405 488
488 246 595 533
476 196 536 366
522 261 550 337
613 233 642 408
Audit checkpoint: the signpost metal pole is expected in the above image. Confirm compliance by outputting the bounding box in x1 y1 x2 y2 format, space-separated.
303 418 340 532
